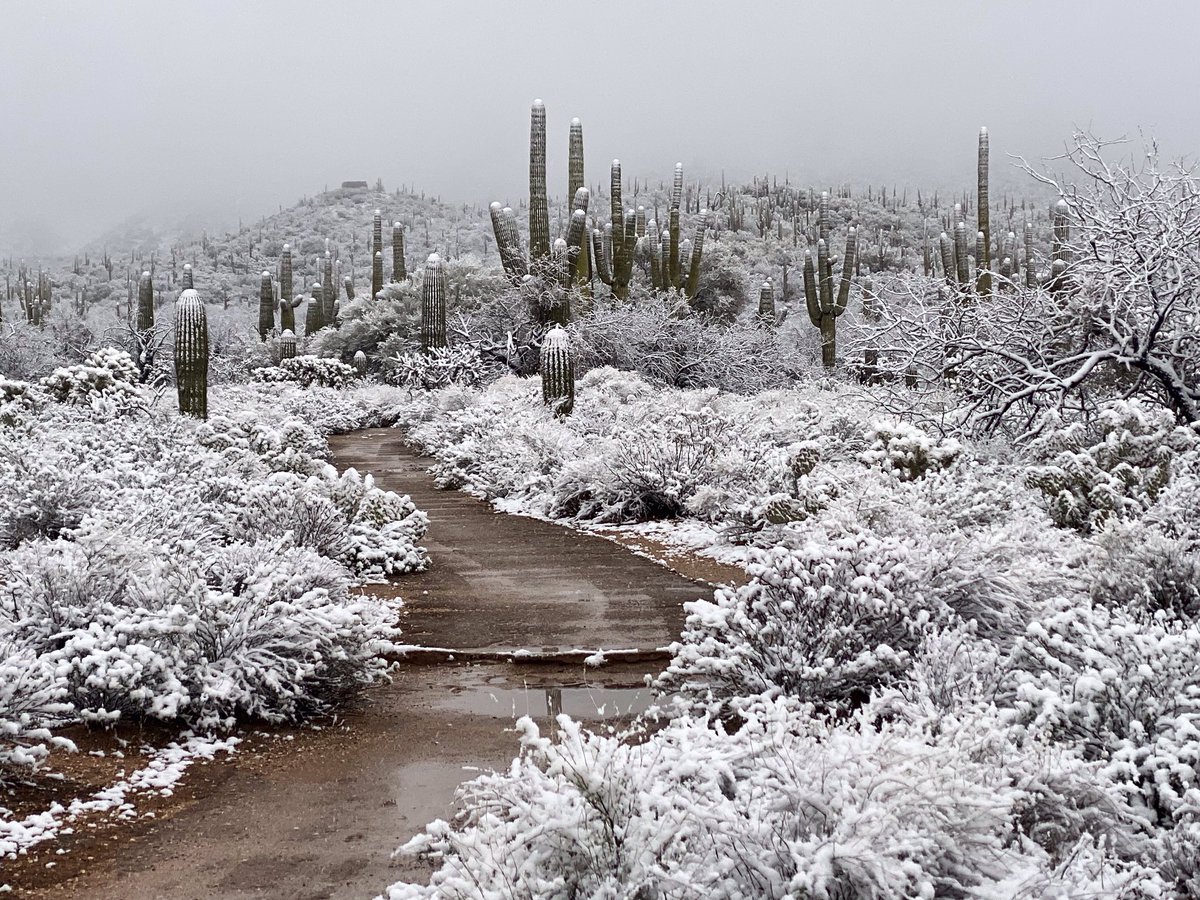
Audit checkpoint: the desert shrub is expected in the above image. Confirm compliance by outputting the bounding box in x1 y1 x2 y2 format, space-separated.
385 345 489 390
1025 400 1197 533
38 346 141 407
860 419 962 480
661 528 945 711
253 354 358 388
0 378 39 427
1003 596 1200 824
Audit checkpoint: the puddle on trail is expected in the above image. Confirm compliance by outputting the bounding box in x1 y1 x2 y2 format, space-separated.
437 683 657 721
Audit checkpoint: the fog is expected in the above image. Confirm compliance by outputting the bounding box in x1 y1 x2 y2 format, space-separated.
3 0 1198 254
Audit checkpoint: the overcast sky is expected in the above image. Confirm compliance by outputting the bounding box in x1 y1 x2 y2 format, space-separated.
3 0 1198 253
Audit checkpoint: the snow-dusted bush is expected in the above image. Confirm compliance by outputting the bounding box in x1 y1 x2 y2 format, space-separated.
860 419 961 480
1025 400 1197 533
0 380 427 776
253 354 358 388
0 378 38 426
1003 595 1200 824
38 350 140 407
389 700 1159 899
661 529 945 711
385 345 488 390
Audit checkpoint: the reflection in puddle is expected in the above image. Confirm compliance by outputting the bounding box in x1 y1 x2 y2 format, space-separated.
439 685 654 720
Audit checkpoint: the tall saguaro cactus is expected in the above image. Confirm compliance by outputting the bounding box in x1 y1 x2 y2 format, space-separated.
322 253 336 324
568 117 584 201
182 263 194 290
976 126 991 294
280 243 293 307
372 250 384 299
540 325 574 417
804 226 858 368
258 270 275 340
305 281 324 335
421 253 448 351
528 99 551 266
174 288 208 419
136 270 155 332
392 222 406 281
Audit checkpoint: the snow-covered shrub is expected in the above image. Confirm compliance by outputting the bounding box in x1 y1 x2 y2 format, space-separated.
1090 523 1200 620
385 345 488 390
253 354 358 388
39 358 140 407
661 528 945 711
0 645 73 773
1025 400 1197 533
1003 595 1200 824
389 700 1157 899
0 378 38 427
860 419 962 481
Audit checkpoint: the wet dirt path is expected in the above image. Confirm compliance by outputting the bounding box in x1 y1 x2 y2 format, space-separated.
10 429 734 899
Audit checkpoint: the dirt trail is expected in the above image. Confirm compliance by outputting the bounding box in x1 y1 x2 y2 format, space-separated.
10 429 729 900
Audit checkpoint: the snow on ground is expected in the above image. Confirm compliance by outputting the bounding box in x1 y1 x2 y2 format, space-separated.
1 735 239 865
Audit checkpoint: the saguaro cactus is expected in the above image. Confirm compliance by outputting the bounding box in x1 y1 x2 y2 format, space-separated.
136 270 155 332
322 254 336 324
540 325 574 417
174 288 208 419
976 127 991 294
372 209 383 262
280 243 293 306
182 263 194 290
757 279 775 322
421 253 448 351
804 226 858 368
528 99 551 266
279 329 297 360
257 270 274 340
305 281 324 335
372 250 384 299
392 222 406 281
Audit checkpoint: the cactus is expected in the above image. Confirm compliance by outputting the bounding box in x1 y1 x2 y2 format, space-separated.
1052 197 1070 263
804 226 858 368
372 209 383 262
279 291 302 332
683 209 711 299
279 329 297 360
305 281 324 335
938 232 955 284
372 250 384 299
392 222 406 281
343 274 354 301
421 253 448 351
861 277 882 383
352 350 367 374
976 127 991 294
528 100 551 266
1024 221 1038 289
280 243 293 306
182 263 194 290
953 220 970 287
257 270 274 340
174 288 208 419
757 278 775 322
540 325 574 417
568 117 584 202
322 253 336 324
136 270 154 332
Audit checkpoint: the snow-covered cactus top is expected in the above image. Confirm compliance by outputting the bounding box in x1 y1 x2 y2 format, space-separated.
421 253 448 352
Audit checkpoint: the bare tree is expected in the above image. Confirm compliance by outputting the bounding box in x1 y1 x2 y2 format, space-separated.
851 133 1199 438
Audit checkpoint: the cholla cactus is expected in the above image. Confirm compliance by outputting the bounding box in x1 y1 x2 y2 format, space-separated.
392 222 406 281
174 288 208 419
540 325 574 417
421 253 448 352
279 329 297 360
258 270 274 340
804 227 858 369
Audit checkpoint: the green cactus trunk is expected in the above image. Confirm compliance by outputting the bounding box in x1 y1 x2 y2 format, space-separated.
953 221 970 287
305 282 324 335
1024 220 1037 289
392 223 406 281
257 270 274 340
529 100 551 266
372 251 383 299
136 271 154 332
758 279 775 322
568 117 584 202
279 329 296 360
976 127 991 294
182 264 193 290
174 288 208 419
684 210 710 300
280 244 293 305
540 325 574 417
372 209 383 262
421 254 448 351
323 255 336 324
